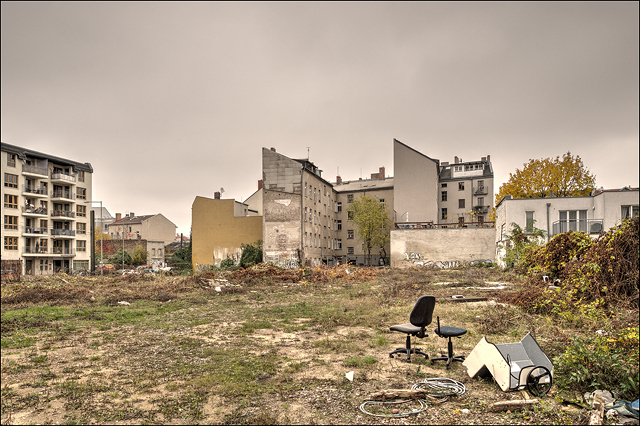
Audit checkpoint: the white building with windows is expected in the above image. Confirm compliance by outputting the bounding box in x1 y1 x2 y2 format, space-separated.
494 187 639 265
2 143 93 275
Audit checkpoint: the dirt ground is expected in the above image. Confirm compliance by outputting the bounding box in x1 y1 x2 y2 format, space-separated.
1 267 589 425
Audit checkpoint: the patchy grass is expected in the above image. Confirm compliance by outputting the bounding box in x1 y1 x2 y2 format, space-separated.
0 266 617 424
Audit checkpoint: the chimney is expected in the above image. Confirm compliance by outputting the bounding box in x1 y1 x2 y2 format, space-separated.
379 167 385 181
454 156 459 164
487 155 491 162
442 162 449 166
116 213 121 221
336 176 342 184
270 147 276 152
481 157 486 162
214 192 221 199
258 180 263 190
129 212 135 218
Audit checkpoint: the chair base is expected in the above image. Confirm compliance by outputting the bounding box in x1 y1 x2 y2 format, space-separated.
389 334 429 363
430 337 465 369
389 347 429 363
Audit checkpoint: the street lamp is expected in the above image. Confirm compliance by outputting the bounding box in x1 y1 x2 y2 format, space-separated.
85 200 103 275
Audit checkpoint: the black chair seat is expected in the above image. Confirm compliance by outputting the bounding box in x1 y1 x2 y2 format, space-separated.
435 325 467 338
390 323 423 336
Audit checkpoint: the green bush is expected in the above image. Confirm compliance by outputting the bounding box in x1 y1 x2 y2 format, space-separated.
239 241 262 268
219 258 235 270
554 327 639 401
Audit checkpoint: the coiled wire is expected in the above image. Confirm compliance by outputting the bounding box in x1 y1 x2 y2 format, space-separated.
359 377 466 417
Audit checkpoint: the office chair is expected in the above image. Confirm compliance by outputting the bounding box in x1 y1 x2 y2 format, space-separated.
431 316 467 369
389 295 436 363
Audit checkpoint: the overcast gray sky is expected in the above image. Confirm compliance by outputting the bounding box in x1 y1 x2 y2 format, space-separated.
2 2 638 235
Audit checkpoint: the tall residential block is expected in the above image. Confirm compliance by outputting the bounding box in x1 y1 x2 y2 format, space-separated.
2 143 93 275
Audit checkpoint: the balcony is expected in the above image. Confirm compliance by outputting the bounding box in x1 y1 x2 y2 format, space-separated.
51 210 76 220
22 164 48 177
472 205 490 214
22 206 48 216
22 185 48 197
474 186 488 195
52 247 75 257
51 172 76 183
552 219 604 236
23 226 48 236
23 246 49 255
51 229 76 238
51 190 76 201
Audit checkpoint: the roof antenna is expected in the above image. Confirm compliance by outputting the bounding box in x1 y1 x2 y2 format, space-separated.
306 147 310 160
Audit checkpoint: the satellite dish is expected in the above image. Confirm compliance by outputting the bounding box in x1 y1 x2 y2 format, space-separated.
220 188 225 194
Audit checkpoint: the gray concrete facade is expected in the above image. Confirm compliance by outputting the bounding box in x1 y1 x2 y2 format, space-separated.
390 228 495 268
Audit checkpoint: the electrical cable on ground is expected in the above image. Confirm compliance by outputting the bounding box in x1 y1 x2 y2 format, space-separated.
359 377 466 418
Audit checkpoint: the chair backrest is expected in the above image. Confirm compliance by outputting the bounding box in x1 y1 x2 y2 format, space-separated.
409 295 436 327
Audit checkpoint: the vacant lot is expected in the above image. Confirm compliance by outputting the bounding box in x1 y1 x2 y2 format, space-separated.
2 266 590 424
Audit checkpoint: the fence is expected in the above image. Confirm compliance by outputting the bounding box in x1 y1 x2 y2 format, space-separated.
1 259 22 282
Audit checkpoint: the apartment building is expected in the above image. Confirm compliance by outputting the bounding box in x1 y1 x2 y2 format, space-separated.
108 212 177 265
2 143 93 275
393 139 494 227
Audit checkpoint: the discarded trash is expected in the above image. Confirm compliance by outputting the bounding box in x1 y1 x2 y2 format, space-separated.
451 295 465 299
463 332 553 396
215 287 222 292
361 377 465 417
345 371 354 381
117 301 130 306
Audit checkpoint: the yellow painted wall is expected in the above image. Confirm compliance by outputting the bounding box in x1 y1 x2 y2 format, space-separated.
191 196 263 270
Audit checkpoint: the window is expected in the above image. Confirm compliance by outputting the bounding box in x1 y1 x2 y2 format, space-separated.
305 183 308 197
525 211 534 231
379 198 385 203
4 236 18 250
304 207 307 222
458 199 465 209
458 217 465 225
77 223 86 234
77 187 86 200
336 239 342 250
441 208 448 220
621 205 639 219
4 173 18 188
77 205 86 217
477 197 484 206
441 191 447 202
4 215 18 230
347 194 354 203
158 249 162 256
347 230 354 239
441 183 447 188
347 247 354 255
78 171 85 182
337 202 342 212
7 153 16 167
477 215 484 223
337 219 342 231
152 248 156 256
348 211 354 220
73 260 89 271
4 194 18 209
458 182 465 191
77 240 86 252
559 210 588 232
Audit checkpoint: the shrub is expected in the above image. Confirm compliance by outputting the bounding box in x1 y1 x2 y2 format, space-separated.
239 241 262 268
219 258 235 270
554 327 639 401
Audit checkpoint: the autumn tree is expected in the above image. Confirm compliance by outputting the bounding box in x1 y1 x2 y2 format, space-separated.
495 152 596 206
346 194 393 266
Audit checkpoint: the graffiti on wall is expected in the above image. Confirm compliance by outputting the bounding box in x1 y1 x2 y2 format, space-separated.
401 253 493 268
